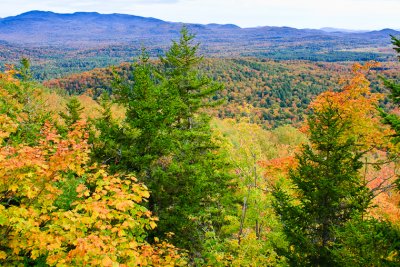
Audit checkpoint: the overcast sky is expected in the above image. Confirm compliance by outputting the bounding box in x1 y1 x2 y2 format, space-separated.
0 0 398 30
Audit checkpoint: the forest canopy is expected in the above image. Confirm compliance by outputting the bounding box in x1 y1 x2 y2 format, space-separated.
0 28 399 266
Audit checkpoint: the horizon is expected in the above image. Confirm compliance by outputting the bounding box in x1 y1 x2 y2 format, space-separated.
0 10 397 32
0 0 398 30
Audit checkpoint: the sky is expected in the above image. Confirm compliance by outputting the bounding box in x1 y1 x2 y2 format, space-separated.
0 0 399 30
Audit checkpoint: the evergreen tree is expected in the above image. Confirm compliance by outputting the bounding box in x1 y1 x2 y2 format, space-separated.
380 36 400 143
332 218 400 266
90 94 129 166
273 103 372 266
60 97 84 127
380 36 400 191
160 26 223 130
94 28 234 255
17 57 32 82
111 51 175 170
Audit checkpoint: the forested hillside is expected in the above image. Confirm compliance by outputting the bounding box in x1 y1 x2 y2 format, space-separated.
1 26 400 266
44 58 400 127
0 11 399 81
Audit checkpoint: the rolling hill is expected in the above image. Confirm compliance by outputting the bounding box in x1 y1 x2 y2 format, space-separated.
0 11 398 81
0 11 398 48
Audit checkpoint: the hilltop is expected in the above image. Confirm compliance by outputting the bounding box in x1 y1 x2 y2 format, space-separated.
0 11 398 72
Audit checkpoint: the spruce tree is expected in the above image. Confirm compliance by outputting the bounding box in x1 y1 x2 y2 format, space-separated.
60 97 84 127
273 103 372 266
332 217 400 266
380 36 400 143
94 28 234 255
18 57 32 82
160 26 223 130
109 51 172 170
380 36 400 192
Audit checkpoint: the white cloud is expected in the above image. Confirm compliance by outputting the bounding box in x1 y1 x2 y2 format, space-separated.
136 0 180 3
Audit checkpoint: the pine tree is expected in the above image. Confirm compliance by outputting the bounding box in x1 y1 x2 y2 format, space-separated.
332 217 400 266
17 57 32 82
273 103 372 266
90 94 128 166
148 28 233 253
60 97 85 127
380 36 400 143
111 51 175 170
380 35 400 190
160 26 223 130
94 28 234 255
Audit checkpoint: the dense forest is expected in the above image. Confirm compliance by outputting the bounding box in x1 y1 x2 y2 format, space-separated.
0 11 399 81
44 59 400 127
1 27 400 266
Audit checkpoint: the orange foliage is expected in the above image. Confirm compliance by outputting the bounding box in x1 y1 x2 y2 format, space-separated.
0 102 184 267
310 61 400 223
258 155 297 180
0 71 22 143
0 69 183 266
310 61 393 150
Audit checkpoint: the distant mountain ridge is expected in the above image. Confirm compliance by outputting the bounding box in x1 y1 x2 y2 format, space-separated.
0 11 398 47
0 11 244 46
0 10 398 70
319 27 369 33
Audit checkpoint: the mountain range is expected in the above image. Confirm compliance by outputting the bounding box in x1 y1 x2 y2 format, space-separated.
0 11 399 78
0 11 398 48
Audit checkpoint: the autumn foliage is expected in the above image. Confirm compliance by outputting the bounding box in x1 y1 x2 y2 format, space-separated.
309 62 400 222
0 72 185 266
310 62 393 149
1 32 400 266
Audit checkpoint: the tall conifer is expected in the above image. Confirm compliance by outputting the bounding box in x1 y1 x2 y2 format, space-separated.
273 103 372 266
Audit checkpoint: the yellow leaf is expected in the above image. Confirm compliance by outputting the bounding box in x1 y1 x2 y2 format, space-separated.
149 221 157 229
102 256 113 267
141 190 150 199
31 249 40 260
